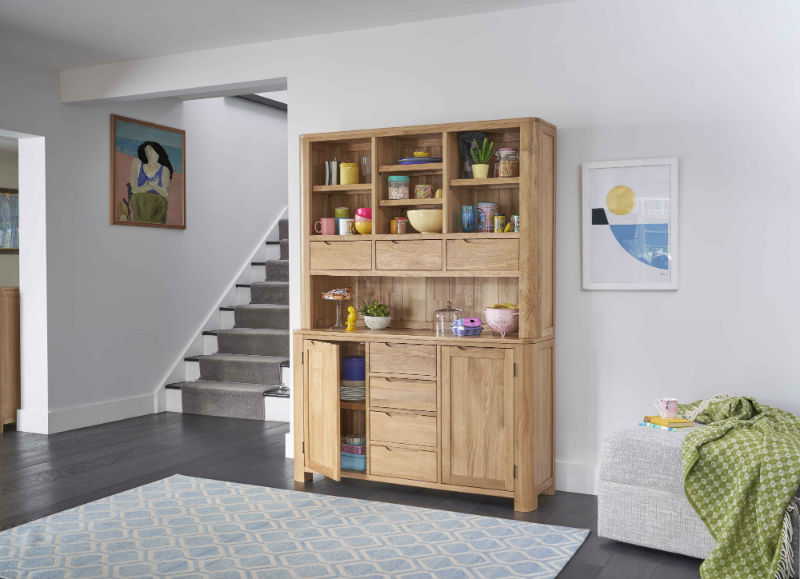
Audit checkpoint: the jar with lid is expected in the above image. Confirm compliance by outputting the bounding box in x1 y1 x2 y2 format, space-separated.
433 301 463 336
496 148 519 178
388 175 410 199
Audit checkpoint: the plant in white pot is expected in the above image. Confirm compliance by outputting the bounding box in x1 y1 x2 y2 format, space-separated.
470 137 495 179
359 300 391 330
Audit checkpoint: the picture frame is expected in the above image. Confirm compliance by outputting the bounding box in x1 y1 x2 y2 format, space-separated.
110 114 186 229
581 158 678 290
0 187 19 254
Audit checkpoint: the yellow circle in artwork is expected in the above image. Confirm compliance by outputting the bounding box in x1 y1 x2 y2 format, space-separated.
606 185 636 215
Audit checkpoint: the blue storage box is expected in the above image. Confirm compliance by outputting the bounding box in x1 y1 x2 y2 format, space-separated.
341 451 366 472
341 356 366 381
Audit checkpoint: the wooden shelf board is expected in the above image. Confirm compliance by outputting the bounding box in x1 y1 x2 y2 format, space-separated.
312 183 372 193
446 232 520 239
379 198 443 207
298 327 532 345
310 269 519 278
339 400 366 410
450 177 520 188
378 163 443 174
310 235 373 241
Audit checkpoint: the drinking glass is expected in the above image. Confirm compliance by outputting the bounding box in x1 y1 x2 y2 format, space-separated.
460 205 476 233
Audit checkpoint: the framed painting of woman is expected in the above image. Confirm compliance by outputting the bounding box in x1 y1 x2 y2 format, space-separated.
110 115 186 229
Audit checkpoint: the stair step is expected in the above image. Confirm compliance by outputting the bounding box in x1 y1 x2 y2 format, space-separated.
280 238 288 260
202 330 218 336
266 259 288 282
250 281 289 305
217 328 290 356
199 353 287 385
180 380 280 420
279 219 288 241
234 304 289 329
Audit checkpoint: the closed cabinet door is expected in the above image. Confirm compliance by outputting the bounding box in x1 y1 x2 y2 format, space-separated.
303 340 341 481
441 346 514 491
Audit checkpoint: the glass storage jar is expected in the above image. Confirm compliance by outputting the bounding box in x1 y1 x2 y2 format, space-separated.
388 175 410 199
433 301 463 336
497 148 520 178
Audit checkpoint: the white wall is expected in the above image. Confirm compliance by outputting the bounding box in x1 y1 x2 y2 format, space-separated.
0 52 287 432
53 0 800 491
0 148 19 286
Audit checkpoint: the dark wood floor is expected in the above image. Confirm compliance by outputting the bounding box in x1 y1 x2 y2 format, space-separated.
0 413 701 578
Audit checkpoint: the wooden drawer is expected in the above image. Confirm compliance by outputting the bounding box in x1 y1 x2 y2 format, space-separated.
370 410 437 447
309 240 372 271
446 239 519 272
370 342 437 377
370 444 438 483
375 240 442 271
370 377 436 412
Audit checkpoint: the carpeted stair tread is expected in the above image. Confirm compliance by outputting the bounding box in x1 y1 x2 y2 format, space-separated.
250 281 289 305
280 238 288 260
278 219 288 241
266 259 288 282
199 353 287 385
216 328 290 356
181 380 278 420
234 304 289 329
180 380 279 395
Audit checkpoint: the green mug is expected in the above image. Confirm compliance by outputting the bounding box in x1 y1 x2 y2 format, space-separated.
334 206 350 219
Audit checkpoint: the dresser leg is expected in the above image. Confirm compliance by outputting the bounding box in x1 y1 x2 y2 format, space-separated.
544 484 555 495
514 492 538 512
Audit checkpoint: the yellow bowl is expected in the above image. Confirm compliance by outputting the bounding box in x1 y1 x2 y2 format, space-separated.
355 220 372 234
406 209 443 233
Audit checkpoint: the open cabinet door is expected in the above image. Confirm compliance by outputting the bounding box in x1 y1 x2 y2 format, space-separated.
303 340 341 481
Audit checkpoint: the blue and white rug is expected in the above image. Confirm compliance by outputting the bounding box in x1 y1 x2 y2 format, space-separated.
0 475 588 578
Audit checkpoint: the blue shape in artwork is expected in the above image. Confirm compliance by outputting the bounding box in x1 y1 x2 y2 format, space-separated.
609 224 669 270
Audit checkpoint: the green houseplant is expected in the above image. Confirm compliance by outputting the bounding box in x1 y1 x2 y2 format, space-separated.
359 300 391 330
470 137 495 179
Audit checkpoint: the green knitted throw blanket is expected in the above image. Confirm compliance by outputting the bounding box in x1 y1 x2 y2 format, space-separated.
679 395 800 579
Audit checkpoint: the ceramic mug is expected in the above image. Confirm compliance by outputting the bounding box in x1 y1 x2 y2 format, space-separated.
314 217 336 235
334 207 350 219
338 218 355 235
654 397 679 419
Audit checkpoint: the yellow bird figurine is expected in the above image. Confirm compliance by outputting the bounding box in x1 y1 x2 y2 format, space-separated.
345 306 357 332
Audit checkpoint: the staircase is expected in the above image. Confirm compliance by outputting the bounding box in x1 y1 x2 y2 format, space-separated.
174 219 290 420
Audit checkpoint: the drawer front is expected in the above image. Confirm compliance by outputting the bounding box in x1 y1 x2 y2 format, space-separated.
370 377 437 412
370 444 438 483
370 342 437 377
446 239 519 271
370 410 437 447
309 240 372 270
376 240 442 271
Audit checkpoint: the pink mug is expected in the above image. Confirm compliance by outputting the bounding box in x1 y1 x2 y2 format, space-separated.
653 397 678 419
314 218 336 235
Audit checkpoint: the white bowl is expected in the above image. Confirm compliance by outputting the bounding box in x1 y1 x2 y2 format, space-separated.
364 316 391 330
406 209 443 233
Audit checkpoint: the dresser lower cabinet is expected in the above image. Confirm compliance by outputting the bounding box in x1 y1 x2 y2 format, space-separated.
293 333 555 512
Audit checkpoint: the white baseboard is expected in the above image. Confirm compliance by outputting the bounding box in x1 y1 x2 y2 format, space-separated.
17 393 156 434
555 460 599 495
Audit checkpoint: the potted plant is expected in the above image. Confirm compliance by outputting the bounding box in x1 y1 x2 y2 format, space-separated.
470 137 495 179
359 300 391 330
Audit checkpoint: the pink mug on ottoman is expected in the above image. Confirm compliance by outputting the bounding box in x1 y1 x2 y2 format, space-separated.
654 397 679 419
314 217 336 235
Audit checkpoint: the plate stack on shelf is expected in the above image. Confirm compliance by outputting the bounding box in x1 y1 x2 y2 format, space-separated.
340 356 365 402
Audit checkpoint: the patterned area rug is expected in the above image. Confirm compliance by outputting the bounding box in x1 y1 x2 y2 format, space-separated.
0 475 588 578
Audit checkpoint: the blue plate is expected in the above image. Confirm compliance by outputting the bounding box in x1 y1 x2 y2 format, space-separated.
397 157 442 164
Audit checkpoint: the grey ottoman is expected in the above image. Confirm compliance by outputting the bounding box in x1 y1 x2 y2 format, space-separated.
599 426 799 572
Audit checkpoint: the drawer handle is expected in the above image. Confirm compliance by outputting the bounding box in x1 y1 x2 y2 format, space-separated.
375 445 393 451
324 241 331 245
379 411 392 417
392 240 399 245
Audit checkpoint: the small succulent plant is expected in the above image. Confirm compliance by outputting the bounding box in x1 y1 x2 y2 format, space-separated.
470 137 495 165
358 300 390 318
